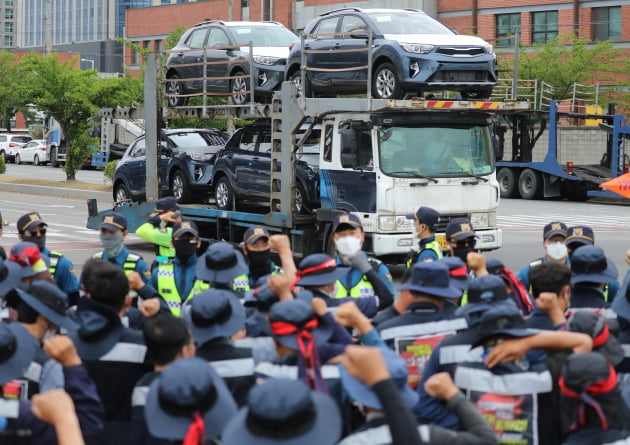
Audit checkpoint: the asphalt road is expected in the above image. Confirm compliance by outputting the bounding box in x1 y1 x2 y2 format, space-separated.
0 191 629 281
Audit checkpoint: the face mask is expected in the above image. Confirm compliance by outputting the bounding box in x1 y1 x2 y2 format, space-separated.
326 281 339 299
100 232 124 258
335 236 362 257
452 246 475 262
247 249 272 280
22 234 46 251
173 239 197 260
546 242 568 260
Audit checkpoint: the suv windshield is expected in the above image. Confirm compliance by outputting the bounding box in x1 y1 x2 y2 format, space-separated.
229 25 297 47
366 11 453 35
379 125 494 178
167 132 226 149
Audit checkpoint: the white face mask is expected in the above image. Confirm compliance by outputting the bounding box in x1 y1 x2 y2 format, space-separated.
546 242 568 260
335 235 362 256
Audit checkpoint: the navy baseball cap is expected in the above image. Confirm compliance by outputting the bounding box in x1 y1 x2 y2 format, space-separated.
565 310 624 366
69 298 124 360
222 378 341 445
155 196 179 212
172 220 199 239
17 212 47 233
0 257 23 295
467 275 510 304
182 288 245 344
243 226 270 245
566 226 595 248
266 300 333 350
145 357 238 441
570 246 618 285
332 213 362 233
406 206 440 228
399 261 461 299
445 218 475 241
16 280 77 331
472 305 535 347
543 221 568 240
196 242 248 284
295 254 350 287
100 211 127 232
340 348 418 410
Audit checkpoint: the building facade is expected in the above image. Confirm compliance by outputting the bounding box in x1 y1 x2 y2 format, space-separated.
0 0 16 48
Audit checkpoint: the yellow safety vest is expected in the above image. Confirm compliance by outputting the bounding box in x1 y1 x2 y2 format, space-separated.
406 239 443 268
156 262 208 316
47 250 63 277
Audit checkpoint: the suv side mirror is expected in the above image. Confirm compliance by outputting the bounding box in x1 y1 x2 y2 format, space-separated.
350 32 369 40
339 127 357 169
160 142 171 154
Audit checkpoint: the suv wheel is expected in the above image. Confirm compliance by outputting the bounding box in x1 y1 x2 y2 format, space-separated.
215 177 234 210
460 87 493 100
170 170 192 204
230 70 249 106
15 154 21 164
295 183 308 214
373 63 404 99
289 71 312 98
166 74 187 107
114 182 131 202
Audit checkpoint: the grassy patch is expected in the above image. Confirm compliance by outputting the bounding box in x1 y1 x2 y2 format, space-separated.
0 176 111 192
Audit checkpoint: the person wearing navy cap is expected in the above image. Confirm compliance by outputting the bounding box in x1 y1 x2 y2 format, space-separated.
16 211 81 306
444 217 478 263
94 211 151 290
182 288 256 406
527 261 572 330
135 196 181 267
330 213 394 309
148 220 206 316
517 221 569 290
0 256 25 318
569 245 618 310
406 206 442 266
144 356 237 443
196 241 249 295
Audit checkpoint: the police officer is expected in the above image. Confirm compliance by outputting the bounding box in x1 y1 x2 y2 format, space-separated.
331 213 394 307
569 245 618 312
196 241 250 296
406 206 442 265
135 196 181 267
150 220 205 316
17 211 80 305
94 211 150 285
517 221 569 290
444 217 478 263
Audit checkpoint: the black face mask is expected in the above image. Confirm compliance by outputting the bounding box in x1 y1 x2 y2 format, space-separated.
247 248 271 279
173 239 197 261
452 246 475 262
22 234 46 251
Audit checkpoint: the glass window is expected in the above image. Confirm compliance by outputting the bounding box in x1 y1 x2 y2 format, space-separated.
496 13 520 46
366 10 452 35
186 29 208 49
6 0 14 5
156 39 163 53
130 139 146 158
531 11 558 43
340 15 368 37
312 17 339 38
229 25 297 47
3 35 12 46
207 28 229 47
4 22 13 33
593 6 621 41
238 131 257 152
323 125 333 162
4 8 12 19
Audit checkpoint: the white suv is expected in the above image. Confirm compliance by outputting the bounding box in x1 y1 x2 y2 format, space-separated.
0 134 32 163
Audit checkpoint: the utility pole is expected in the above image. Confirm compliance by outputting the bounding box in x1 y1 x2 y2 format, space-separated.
511 32 519 100
44 0 52 57
228 0 233 20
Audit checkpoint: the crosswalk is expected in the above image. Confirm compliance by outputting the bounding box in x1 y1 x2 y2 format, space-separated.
498 214 630 229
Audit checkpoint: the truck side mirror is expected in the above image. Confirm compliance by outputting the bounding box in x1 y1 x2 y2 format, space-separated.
339 127 357 169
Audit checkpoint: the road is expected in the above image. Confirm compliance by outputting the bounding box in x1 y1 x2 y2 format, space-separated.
0 191 629 282
4 163 105 185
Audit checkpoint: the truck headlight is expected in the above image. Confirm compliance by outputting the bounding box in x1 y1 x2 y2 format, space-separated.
379 215 413 231
470 211 496 229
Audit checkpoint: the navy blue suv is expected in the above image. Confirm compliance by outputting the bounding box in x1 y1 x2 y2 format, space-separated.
113 128 228 204
285 8 497 99
211 122 320 213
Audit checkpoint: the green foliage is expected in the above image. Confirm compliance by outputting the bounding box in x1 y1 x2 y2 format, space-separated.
0 155 6 175
103 159 120 183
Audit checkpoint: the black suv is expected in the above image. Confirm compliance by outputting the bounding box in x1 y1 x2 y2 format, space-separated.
285 8 497 99
165 20 298 107
211 122 320 213
113 128 228 204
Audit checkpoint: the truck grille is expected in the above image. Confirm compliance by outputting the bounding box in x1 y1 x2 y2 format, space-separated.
435 214 469 233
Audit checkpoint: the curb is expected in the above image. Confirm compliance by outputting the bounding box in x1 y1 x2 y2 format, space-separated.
0 182 112 204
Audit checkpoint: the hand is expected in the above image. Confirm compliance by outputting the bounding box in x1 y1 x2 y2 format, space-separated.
335 345 390 386
424 372 459 401
311 297 329 316
535 292 566 326
31 389 76 425
347 252 371 274
267 275 292 301
160 210 181 224
484 337 531 368
335 301 372 336
127 271 145 291
10 245 47 273
139 298 161 318
467 252 487 275
43 335 82 368
625 249 630 266
269 234 291 254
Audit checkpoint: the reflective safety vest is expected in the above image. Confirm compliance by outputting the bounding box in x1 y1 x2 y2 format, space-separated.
335 257 384 299
232 274 251 293
47 250 64 277
156 262 208 316
94 252 141 275
406 239 443 267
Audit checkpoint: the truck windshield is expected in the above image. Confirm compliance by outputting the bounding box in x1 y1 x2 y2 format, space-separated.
378 125 494 178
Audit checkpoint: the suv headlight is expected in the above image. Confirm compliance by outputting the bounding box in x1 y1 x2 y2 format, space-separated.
400 43 434 54
483 44 494 54
189 153 213 162
253 55 280 66
379 215 413 231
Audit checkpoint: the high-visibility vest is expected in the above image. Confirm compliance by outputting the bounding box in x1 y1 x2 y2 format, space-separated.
406 239 443 267
156 262 208 316
94 252 141 275
47 250 64 277
335 257 384 299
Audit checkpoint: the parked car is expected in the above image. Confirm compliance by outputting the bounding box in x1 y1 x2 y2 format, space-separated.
112 128 228 204
211 122 320 213
165 20 298 107
285 8 498 99
0 134 33 163
16 139 48 165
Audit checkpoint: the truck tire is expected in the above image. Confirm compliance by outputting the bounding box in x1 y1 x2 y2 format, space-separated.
497 168 518 198
51 149 59 168
518 168 543 199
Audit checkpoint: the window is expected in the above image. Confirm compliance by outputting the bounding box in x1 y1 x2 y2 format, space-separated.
313 17 339 38
3 35 11 46
496 13 520 46
155 39 163 53
238 130 257 152
187 29 208 49
132 47 140 64
593 6 620 41
4 8 12 19
4 22 12 33
340 15 368 37
531 11 558 43
207 28 229 47
5 0 14 5
130 139 146 158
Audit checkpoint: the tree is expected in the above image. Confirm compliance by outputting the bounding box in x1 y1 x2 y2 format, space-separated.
0 51 26 132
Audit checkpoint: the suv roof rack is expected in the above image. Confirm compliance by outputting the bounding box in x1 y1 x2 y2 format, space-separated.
319 7 363 17
402 8 424 13
261 20 283 25
193 19 224 27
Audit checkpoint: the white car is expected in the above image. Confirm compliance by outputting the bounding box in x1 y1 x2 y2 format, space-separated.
16 139 48 165
0 133 32 163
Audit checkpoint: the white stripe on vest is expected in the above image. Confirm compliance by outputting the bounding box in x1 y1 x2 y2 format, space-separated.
337 423 432 445
132 386 149 407
0 399 19 419
380 318 468 341
439 345 484 365
99 342 147 363
210 358 255 378
23 361 43 383
454 366 553 395
255 362 340 380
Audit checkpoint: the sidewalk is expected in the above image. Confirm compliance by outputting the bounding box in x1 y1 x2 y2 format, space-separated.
0 177 112 203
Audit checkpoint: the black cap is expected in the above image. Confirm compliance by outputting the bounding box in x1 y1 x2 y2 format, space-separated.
17 212 47 233
155 197 179 212
406 206 440 228
467 274 509 304
100 211 127 232
566 226 595 248
543 221 568 240
332 213 362 233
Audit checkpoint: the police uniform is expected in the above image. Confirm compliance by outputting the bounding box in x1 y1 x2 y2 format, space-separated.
135 197 180 266
151 255 207 316
94 246 149 283
405 207 443 267
334 253 394 305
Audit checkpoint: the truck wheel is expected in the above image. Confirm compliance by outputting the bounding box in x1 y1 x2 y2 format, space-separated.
170 170 192 204
215 177 234 210
51 149 59 168
518 168 543 199
497 168 518 198
372 63 404 99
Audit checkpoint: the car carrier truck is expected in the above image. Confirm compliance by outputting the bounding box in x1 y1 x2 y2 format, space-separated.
87 54 529 263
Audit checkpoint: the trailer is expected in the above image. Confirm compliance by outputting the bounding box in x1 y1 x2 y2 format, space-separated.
87 54 529 263
495 101 630 201
88 117 145 168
